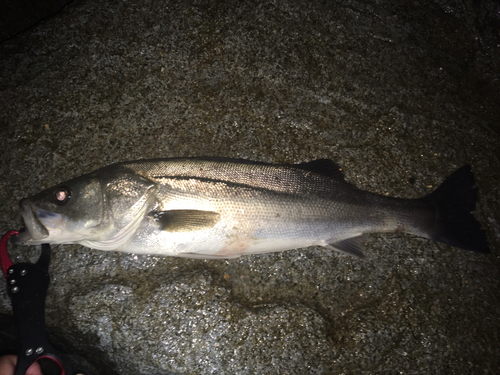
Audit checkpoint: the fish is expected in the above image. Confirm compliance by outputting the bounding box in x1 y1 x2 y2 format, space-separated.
12 158 490 258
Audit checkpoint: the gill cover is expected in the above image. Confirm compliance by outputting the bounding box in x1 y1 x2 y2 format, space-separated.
101 169 158 229
76 169 158 250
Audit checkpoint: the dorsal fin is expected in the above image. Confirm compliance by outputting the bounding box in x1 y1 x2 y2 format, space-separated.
293 159 346 181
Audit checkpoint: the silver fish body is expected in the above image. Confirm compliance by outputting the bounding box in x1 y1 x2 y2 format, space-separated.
13 158 490 258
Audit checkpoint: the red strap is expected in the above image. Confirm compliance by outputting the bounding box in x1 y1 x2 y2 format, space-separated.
36 355 66 375
0 230 18 279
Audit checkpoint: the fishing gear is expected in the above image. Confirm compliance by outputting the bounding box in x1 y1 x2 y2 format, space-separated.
1 230 73 375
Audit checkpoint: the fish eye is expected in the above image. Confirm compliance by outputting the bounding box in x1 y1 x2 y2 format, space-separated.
53 186 71 205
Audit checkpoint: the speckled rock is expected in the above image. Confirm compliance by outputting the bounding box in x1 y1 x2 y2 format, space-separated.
0 0 499 374
0 0 74 41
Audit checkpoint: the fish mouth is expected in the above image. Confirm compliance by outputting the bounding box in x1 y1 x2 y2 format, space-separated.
11 198 49 245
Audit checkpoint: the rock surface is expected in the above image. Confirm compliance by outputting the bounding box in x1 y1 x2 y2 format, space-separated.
0 0 499 374
0 0 74 41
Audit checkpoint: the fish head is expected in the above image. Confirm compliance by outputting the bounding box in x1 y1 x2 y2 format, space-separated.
13 167 159 249
14 175 110 245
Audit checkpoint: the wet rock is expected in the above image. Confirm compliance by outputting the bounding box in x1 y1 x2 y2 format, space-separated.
0 0 74 41
0 0 499 373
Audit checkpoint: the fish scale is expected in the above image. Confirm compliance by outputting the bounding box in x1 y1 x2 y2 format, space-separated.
12 158 490 258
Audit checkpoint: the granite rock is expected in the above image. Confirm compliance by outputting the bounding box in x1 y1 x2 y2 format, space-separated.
0 0 499 374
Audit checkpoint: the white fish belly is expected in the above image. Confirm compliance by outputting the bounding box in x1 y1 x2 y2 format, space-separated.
122 216 337 258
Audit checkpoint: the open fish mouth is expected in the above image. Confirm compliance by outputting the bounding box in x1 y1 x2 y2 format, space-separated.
11 228 34 245
11 198 49 245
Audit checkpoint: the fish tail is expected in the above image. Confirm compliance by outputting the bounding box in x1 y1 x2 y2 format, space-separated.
422 165 490 253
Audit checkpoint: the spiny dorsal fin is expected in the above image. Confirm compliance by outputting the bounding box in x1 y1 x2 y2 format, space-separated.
153 210 221 232
293 159 346 181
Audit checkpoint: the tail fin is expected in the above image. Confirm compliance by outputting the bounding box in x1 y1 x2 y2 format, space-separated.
424 165 490 253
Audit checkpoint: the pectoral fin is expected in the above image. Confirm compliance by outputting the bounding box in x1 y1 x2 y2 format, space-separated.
326 235 366 258
153 210 221 232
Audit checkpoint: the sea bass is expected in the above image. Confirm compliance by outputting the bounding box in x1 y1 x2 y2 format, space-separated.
12 158 490 258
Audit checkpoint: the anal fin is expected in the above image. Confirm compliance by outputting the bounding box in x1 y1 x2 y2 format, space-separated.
326 235 366 258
